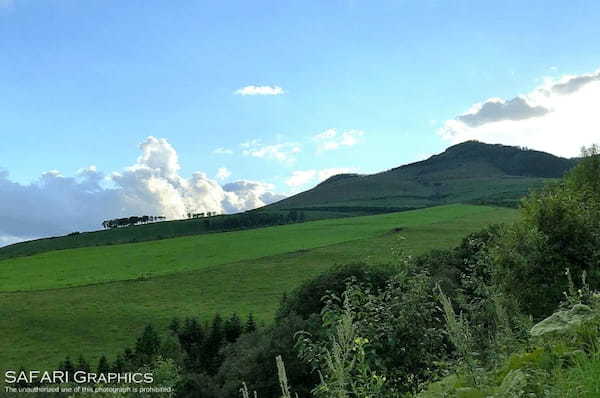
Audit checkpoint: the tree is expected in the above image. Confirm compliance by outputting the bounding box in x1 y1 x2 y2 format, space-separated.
178 318 205 372
112 354 126 373
76 355 91 372
276 263 394 321
224 313 243 343
97 355 111 374
204 314 225 374
134 325 161 366
59 356 75 373
245 313 257 333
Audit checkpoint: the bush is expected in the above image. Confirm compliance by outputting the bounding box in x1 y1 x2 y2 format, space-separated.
297 272 450 395
490 182 600 317
276 263 395 321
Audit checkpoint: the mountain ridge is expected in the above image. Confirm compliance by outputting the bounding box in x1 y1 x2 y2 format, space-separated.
266 140 576 212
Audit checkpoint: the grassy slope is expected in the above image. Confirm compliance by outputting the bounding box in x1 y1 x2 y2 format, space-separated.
0 205 517 372
268 141 575 213
270 173 549 212
2 204 494 292
0 210 352 262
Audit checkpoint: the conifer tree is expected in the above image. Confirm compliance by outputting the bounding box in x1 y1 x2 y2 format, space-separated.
224 313 242 343
122 348 136 369
203 314 224 374
179 318 205 372
178 318 204 353
59 356 75 373
245 313 257 333
97 355 110 374
112 354 126 373
134 324 161 366
76 355 91 373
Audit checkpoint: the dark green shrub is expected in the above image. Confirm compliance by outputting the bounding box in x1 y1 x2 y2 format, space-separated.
276 263 394 321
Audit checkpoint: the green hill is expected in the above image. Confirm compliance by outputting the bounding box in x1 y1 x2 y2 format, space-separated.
0 204 517 371
0 141 572 261
267 140 576 214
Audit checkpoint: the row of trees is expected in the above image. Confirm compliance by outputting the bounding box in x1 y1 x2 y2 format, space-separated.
201 210 306 232
100 210 305 231
101 215 166 229
187 212 218 219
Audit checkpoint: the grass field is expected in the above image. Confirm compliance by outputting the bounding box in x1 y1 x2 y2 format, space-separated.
0 204 517 372
1 204 504 292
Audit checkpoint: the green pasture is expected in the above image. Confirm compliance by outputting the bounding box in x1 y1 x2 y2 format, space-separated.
1 204 505 292
0 204 517 372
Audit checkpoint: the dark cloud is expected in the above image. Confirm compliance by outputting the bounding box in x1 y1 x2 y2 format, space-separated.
0 168 121 242
550 71 600 95
457 97 550 127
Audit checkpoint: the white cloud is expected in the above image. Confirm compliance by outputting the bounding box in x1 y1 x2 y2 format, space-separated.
439 69 600 157
235 85 285 96
313 129 365 152
241 140 301 164
223 180 286 211
216 167 231 181
0 234 26 247
213 147 234 155
0 137 284 245
285 167 357 188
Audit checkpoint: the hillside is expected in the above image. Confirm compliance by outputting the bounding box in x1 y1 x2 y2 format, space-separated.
0 141 573 261
267 140 577 213
0 204 517 371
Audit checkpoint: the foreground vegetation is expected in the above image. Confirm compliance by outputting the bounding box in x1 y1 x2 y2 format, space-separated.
0 204 515 372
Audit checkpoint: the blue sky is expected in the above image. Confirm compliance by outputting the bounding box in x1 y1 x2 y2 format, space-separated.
1 0 600 242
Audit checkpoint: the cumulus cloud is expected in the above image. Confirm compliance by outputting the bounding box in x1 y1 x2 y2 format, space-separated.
0 137 284 246
313 129 364 152
216 167 231 180
213 147 234 155
0 166 121 244
241 139 301 164
286 167 357 188
235 85 285 96
223 180 285 212
439 69 600 157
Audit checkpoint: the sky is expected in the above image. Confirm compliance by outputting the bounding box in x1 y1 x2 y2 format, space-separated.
1 0 600 244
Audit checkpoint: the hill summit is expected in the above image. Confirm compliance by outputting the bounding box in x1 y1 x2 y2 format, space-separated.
267 141 576 214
